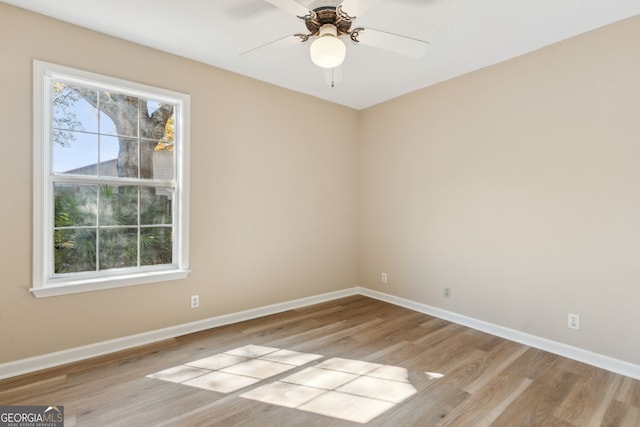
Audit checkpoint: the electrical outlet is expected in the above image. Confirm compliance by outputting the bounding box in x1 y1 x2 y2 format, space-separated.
568 313 580 330
443 287 451 298
381 273 388 284
191 295 199 309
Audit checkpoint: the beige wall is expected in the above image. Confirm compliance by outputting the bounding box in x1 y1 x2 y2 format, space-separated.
359 16 640 364
0 4 359 363
2 2 639 368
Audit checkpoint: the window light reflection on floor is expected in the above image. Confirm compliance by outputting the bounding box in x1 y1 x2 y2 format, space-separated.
147 344 422 424
426 371 445 379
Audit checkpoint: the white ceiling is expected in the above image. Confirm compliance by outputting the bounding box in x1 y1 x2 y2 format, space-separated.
4 0 639 109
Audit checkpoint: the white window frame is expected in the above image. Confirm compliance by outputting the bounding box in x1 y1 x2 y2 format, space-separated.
32 60 190 298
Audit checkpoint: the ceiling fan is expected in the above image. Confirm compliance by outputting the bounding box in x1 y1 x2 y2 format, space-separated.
254 0 430 84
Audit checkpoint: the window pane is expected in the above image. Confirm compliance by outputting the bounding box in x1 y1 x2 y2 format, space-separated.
97 135 119 177
140 141 155 179
153 142 175 179
99 228 138 270
99 185 138 226
54 183 97 227
99 110 117 136
100 92 138 137
52 82 98 133
100 136 138 178
53 131 99 175
140 187 173 225
141 227 173 266
140 142 175 180
54 228 97 273
146 101 175 142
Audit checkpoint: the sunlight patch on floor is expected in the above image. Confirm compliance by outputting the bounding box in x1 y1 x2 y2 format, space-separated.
147 344 418 424
147 344 318 392
426 371 445 379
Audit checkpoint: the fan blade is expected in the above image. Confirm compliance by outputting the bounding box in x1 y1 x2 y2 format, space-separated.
324 66 343 87
355 28 430 58
263 0 309 17
340 0 384 16
239 34 304 56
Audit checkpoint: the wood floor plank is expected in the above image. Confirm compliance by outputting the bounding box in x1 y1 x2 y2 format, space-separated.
463 341 530 394
505 346 559 380
622 405 640 427
600 399 640 427
440 372 532 426
553 361 623 427
617 376 640 407
1 296 639 427
0 374 68 403
487 366 579 426
369 381 470 427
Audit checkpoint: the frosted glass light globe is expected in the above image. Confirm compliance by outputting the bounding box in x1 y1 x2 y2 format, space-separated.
309 25 346 69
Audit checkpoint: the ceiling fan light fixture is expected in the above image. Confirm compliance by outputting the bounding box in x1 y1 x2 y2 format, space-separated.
309 24 346 69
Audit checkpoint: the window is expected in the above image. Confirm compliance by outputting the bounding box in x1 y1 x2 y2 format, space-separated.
32 61 190 297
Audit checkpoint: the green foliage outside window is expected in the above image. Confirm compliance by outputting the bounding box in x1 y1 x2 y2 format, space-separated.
54 184 174 274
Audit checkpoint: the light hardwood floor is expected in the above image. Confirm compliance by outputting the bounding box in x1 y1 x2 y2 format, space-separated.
1 295 639 426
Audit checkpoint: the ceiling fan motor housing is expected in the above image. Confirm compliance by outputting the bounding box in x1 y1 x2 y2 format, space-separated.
303 6 353 36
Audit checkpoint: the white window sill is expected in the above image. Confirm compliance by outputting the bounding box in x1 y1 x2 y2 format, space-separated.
30 269 191 298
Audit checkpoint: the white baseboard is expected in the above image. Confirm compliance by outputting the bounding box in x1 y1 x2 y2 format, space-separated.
0 288 358 381
357 287 640 381
2 286 639 381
